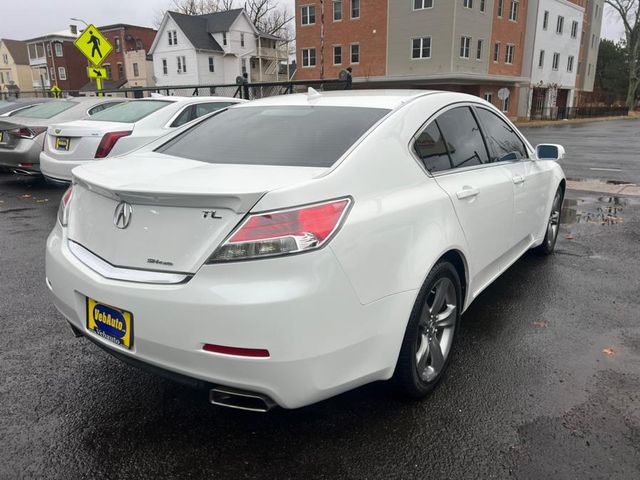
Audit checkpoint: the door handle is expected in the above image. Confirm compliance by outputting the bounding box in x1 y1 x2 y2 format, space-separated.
456 187 480 200
512 175 525 185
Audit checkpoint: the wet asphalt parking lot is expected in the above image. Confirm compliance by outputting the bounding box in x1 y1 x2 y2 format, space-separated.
1 118 639 479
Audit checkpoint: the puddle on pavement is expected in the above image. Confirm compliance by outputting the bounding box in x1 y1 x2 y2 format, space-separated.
561 196 639 226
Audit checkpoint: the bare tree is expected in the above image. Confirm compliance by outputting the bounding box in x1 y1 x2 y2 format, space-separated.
605 0 640 108
155 0 294 38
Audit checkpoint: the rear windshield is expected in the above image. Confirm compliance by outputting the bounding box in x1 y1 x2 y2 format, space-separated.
157 106 390 168
88 100 171 123
17 101 76 119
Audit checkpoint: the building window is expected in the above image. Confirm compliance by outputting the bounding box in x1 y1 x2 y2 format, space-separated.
414 0 433 9
351 0 360 19
596 4 599 18
509 0 518 21
351 43 360 63
136 39 143 50
117 63 124 78
242 58 247 74
133 62 140 77
484 92 493 103
493 42 500 62
567 55 574 72
240 33 245 47
302 48 316 67
556 16 564 34
591 34 596 47
412 37 432 59
588 63 592 75
222 32 227 46
497 0 503 17
209 57 215 72
301 5 316 25
460 36 471 58
3 53 8 64
46 43 52 57
502 96 510 113
104 64 112 78
463 0 473 9
552 52 560 70
538 50 545 68
333 45 342 65
476 39 483 60
54 42 63 57
505 44 514 64
49 67 56 81
168 30 177 45
543 10 549 29
177 55 187 73
115 37 121 53
334 0 343 20
571 20 578 38
58 66 67 80
162 58 167 75
480 0 486 12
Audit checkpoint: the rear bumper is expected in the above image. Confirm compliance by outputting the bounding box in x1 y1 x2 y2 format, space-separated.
46 223 414 409
0 137 42 172
40 150 90 183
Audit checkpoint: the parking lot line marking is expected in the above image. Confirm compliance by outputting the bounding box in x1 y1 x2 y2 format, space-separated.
589 167 622 172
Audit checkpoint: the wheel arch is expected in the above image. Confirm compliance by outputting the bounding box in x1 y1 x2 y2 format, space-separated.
438 249 469 311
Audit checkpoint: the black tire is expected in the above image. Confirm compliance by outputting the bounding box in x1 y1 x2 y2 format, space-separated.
393 260 462 398
534 186 564 256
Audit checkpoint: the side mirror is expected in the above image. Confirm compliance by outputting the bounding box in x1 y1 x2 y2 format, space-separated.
535 144 565 161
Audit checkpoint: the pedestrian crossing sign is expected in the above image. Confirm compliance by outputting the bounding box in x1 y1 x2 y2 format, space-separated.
74 24 112 67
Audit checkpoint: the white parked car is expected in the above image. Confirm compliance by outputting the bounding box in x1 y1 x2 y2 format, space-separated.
46 90 566 411
40 96 243 184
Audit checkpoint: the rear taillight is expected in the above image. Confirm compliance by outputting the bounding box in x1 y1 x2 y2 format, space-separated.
10 127 47 139
208 198 351 262
57 185 74 226
95 131 132 158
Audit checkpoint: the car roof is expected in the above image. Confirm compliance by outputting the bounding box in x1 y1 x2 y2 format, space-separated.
140 96 243 104
234 89 442 110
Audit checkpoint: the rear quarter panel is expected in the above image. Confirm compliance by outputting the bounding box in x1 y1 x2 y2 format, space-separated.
253 93 473 307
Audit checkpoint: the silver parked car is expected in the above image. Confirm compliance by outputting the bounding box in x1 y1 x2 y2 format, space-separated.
0 99 51 117
0 97 123 175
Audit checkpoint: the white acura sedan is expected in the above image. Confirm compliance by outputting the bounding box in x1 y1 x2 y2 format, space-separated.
40 96 243 184
46 90 566 411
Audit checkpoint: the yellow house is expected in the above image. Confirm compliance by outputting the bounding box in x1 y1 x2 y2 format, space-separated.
0 39 32 96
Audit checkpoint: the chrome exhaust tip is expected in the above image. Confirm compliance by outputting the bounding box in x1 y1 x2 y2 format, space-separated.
209 387 276 412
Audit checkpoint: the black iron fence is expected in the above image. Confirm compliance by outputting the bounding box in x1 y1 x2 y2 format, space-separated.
529 106 629 121
0 79 347 101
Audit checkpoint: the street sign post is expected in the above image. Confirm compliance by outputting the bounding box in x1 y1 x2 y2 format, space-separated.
74 24 113 96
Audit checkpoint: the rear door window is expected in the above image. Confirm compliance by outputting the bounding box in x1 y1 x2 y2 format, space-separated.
475 108 528 162
414 122 451 173
88 100 171 123
16 101 77 119
171 102 237 128
434 107 489 170
87 101 123 116
158 106 390 168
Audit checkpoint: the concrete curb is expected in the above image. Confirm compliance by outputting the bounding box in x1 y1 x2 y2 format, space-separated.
515 115 638 129
566 180 640 197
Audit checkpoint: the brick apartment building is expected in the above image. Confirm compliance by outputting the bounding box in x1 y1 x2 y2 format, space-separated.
25 29 87 91
96 24 157 88
295 0 603 119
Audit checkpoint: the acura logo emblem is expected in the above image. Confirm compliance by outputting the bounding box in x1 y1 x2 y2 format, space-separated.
113 201 132 229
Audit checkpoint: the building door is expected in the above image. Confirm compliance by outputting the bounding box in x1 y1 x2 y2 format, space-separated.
531 88 546 119
556 89 569 119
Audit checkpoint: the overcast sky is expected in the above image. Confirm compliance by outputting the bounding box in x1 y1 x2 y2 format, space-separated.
0 0 626 42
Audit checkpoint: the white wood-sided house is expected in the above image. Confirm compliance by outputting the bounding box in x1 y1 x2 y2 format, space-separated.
150 8 287 87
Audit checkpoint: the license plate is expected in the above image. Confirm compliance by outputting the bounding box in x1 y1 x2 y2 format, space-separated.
86 297 134 349
55 136 70 151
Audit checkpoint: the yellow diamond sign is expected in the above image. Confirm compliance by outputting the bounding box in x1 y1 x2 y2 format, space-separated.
74 24 112 67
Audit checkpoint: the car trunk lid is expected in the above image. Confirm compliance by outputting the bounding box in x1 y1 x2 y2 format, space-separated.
45 120 135 160
67 152 327 273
